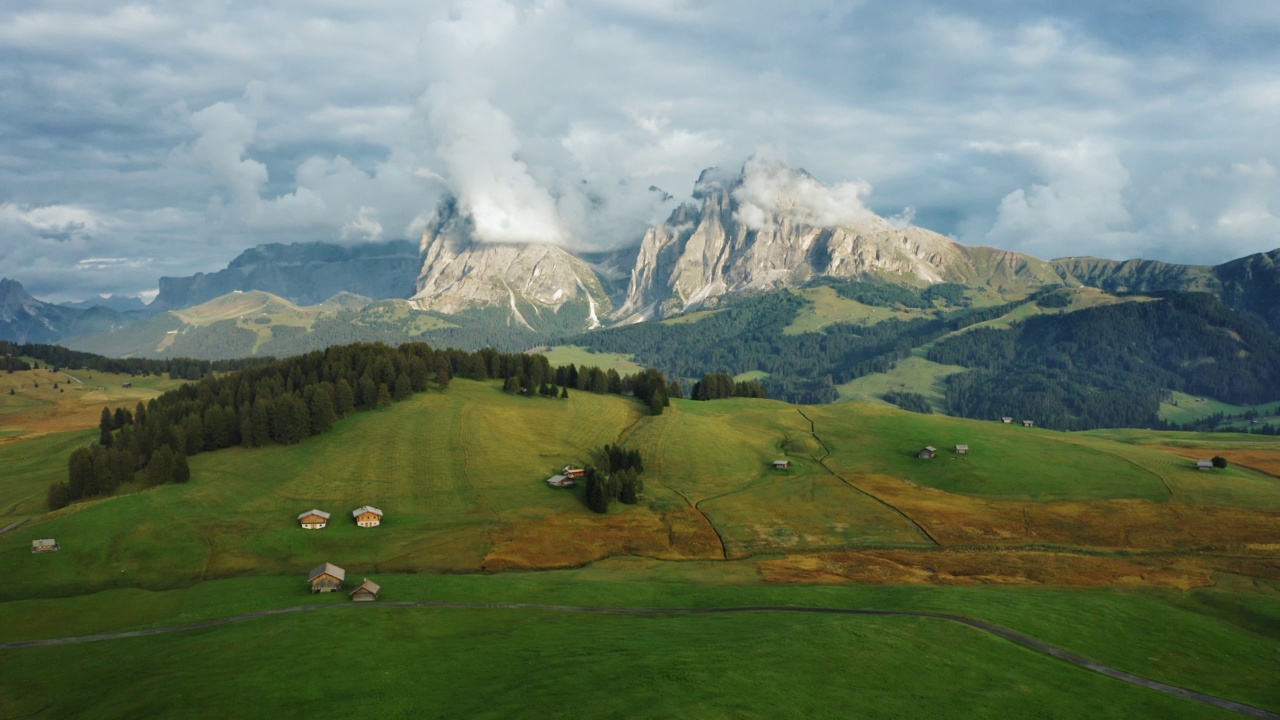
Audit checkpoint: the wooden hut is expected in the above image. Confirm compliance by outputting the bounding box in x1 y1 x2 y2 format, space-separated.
546 474 574 488
918 446 937 459
955 444 969 455
308 562 346 593
31 538 59 553
1001 417 1013 424
297 509 331 529
1196 460 1214 471
350 578 381 602
1022 420 1035 428
773 459 791 469
563 466 586 479
352 506 383 528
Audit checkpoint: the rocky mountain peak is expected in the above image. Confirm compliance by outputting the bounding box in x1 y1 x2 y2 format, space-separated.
613 158 1036 322
411 199 611 332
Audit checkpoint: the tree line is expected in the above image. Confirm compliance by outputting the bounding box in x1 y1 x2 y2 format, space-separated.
1 340 269 380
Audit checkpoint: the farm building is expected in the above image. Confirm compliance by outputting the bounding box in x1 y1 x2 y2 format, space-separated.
1022 420 1035 428
1001 417 1013 424
955 444 969 455
546 474 574 488
308 563 346 593
297 509 331 529
563 466 586 479
350 578 381 602
918 446 937 459
1196 460 1214 471
773 460 791 469
352 506 383 527
31 538 59 553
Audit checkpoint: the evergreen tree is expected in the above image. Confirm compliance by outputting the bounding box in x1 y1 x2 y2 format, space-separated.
310 386 337 435
436 367 452 390
146 446 176 487
68 447 95 500
376 383 393 409
560 386 569 399
393 372 413 401
1212 455 1229 469
99 406 114 446
334 378 356 417
173 452 191 484
46 481 71 511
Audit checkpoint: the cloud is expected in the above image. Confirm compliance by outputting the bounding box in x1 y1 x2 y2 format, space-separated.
1 0 1279 299
976 140 1137 258
733 156 875 230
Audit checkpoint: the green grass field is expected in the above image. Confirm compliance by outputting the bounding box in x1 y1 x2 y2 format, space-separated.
0 567 1276 718
835 354 967 409
1158 390 1280 425
2 379 1278 717
783 287 923 334
539 344 645 375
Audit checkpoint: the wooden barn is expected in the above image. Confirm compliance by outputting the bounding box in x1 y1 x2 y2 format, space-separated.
31 538 59 553
308 563 346 593
1022 420 1036 428
1001 417 1013 424
297 509 331 529
546 474 574 488
773 459 791 469
1196 460 1214 471
918 446 937 459
955 444 969 455
352 506 383 527
350 578 381 602
563 466 586 479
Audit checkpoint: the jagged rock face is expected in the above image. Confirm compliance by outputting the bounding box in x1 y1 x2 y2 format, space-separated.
411 202 611 331
152 241 420 310
615 164 1054 321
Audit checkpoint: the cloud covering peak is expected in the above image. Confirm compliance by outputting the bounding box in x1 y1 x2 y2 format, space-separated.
1 0 1278 300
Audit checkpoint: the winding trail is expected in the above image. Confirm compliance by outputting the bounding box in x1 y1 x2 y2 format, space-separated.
0 600 1274 718
796 408 941 547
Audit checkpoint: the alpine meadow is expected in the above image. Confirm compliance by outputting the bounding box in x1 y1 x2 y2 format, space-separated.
3 2 1280 718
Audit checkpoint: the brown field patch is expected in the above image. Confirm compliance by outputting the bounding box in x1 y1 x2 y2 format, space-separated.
853 473 1280 550
0 368 179 444
481 506 723 571
1156 446 1280 478
758 549 1222 589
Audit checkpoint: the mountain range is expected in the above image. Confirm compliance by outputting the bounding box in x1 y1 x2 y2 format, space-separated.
2 160 1278 397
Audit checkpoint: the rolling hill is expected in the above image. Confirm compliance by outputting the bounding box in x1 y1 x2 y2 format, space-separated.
1 369 1278 717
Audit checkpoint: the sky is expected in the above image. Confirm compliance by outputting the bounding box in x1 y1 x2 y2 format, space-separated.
1 0 1278 301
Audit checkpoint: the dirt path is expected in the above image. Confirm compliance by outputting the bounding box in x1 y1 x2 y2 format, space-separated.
796 408 941 547
0 519 28 536
0 600 1272 718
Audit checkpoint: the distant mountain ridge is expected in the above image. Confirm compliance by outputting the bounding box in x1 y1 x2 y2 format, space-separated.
151 240 420 310
0 278 131 344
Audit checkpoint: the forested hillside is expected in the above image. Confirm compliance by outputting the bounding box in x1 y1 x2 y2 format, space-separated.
568 289 1034 403
927 292 1280 429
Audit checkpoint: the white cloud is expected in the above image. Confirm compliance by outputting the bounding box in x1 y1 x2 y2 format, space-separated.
733 156 875 230
976 140 1137 258
1 0 1278 299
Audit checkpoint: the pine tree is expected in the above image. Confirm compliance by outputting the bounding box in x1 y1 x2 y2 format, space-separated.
99 406 114 446
334 378 356 417
146 445 175 487
310 386 337 435
560 386 569 399
376 383 393 409
393 373 412 401
173 452 191 484
46 482 71 511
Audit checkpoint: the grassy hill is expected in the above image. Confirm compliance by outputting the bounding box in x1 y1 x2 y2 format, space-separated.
1 377 1278 717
